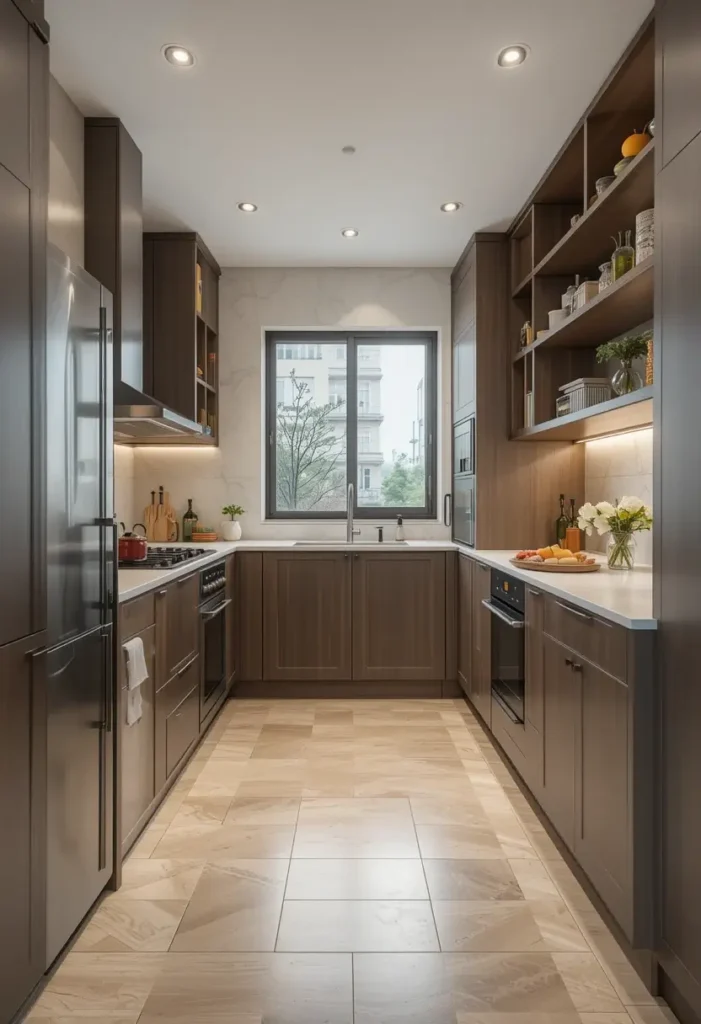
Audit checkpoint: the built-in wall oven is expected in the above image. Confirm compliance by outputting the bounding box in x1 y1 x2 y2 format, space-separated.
453 415 475 545
482 569 525 723
199 561 230 724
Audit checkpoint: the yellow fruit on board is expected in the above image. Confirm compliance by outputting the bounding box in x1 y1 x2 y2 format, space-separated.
621 131 650 158
544 557 559 564
555 549 574 559
560 557 579 565
537 546 553 559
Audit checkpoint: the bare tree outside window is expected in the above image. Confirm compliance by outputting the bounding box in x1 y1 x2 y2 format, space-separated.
275 371 346 513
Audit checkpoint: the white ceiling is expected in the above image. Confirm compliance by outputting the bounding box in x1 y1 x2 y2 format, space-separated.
47 0 652 268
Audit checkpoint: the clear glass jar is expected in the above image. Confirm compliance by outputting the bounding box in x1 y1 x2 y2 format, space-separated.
611 230 635 281
598 261 612 292
611 358 643 396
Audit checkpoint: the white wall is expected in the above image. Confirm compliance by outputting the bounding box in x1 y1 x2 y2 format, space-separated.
583 428 653 565
127 267 452 539
48 75 84 264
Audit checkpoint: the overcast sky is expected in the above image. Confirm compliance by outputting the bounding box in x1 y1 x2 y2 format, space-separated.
374 344 425 463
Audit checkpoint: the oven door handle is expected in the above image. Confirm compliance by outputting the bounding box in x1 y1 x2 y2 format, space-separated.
200 597 232 620
481 598 524 629
492 687 522 724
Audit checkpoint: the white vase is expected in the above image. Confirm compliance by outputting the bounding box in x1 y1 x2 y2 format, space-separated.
221 520 242 541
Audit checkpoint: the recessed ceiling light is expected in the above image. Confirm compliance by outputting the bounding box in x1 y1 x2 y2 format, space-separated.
342 145 356 155
163 45 195 67
341 228 358 238
440 202 463 213
497 44 528 67
237 202 258 213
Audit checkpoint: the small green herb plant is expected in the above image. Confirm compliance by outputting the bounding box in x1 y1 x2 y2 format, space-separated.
221 504 245 520
596 329 652 365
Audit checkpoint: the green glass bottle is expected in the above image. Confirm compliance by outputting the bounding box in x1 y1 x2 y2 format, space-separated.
183 498 198 542
555 493 569 546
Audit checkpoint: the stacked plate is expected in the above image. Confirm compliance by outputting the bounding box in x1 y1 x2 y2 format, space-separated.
635 208 654 264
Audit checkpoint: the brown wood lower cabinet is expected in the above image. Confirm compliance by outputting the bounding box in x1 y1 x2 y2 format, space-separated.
263 551 352 681
457 554 473 695
469 560 492 723
155 653 200 792
119 620 156 850
522 586 545 795
541 634 578 850
352 552 445 681
0 631 46 1024
225 554 235 689
162 570 199 680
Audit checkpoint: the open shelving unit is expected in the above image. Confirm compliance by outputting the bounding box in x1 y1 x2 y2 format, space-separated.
508 17 655 443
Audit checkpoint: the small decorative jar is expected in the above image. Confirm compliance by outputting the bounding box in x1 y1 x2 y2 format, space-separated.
598 261 612 292
607 531 636 570
611 230 635 281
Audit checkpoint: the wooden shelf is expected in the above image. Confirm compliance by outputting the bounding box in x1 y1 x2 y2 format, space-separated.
512 272 532 299
197 376 216 393
513 386 653 442
513 256 653 363
534 141 654 277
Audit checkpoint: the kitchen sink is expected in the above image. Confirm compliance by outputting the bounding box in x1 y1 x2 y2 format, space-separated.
293 540 408 546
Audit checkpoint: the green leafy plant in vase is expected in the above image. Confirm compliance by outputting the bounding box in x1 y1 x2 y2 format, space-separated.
578 497 652 570
221 504 245 541
596 329 652 396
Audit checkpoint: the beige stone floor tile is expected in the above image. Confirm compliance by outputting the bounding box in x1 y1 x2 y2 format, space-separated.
415 823 504 860
118 858 205 900
292 820 420 859
276 899 439 952
72 898 187 952
153 822 295 860
626 1006 679 1024
301 771 356 797
354 774 475 799
224 795 300 825
508 858 562 900
258 723 313 739
232 779 305 799
297 796 413 824
353 754 466 776
29 952 166 1017
353 951 578 1020
285 858 428 900
137 951 353 1024
168 796 233 831
547 861 597 911
409 797 488 827
456 1015 582 1024
170 859 288 951
432 900 549 952
578 1015 636 1024
128 824 167 858
487 812 537 858
250 740 312 759
28 1017 142 1023
552 953 627 1013
423 859 523 901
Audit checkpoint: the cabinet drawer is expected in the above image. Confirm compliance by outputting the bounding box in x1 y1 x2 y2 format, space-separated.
120 592 156 640
158 654 200 719
165 685 199 778
544 596 626 680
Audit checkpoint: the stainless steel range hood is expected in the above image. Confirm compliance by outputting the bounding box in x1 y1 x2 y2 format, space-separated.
114 382 203 443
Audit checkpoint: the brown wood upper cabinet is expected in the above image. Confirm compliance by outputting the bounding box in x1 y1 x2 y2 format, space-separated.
657 0 701 169
143 232 221 442
0 2 30 186
352 552 446 681
263 551 352 681
469 561 492 724
160 572 200 683
457 554 473 695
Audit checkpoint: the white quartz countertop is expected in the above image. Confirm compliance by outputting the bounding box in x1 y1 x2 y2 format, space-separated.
117 540 655 628
458 548 655 630
117 539 457 602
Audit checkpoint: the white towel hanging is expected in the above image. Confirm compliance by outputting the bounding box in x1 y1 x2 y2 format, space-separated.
122 637 148 726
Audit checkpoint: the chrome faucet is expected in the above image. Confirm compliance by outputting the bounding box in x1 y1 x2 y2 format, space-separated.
346 483 361 543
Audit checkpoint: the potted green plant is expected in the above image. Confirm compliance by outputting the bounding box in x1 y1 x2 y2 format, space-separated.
578 497 652 570
596 329 652 396
221 504 245 541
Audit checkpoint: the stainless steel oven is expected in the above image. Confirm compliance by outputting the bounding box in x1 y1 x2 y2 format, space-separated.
199 561 230 724
453 416 475 546
482 569 525 724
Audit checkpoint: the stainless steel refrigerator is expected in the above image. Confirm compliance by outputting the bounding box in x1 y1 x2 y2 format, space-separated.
45 245 116 966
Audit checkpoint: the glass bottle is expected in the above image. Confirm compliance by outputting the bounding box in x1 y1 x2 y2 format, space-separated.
569 498 577 526
598 261 612 292
555 494 569 546
563 275 580 316
183 498 198 542
611 230 635 281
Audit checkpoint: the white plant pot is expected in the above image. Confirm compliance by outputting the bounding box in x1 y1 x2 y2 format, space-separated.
221 520 242 541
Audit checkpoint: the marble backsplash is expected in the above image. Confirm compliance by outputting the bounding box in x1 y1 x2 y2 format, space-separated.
116 266 452 540
583 428 653 565
114 444 135 529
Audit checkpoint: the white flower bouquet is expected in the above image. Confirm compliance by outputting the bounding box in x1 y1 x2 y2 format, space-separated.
577 497 653 570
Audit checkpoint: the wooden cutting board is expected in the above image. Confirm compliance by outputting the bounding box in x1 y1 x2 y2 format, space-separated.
164 490 179 542
152 486 170 542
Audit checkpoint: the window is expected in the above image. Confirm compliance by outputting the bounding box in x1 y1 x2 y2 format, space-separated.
266 331 437 518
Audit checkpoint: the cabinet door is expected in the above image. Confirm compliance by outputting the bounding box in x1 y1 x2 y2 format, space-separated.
164 572 200 681
523 585 545 793
0 2 29 186
225 554 235 689
353 553 445 681
155 653 200 790
236 552 263 682
658 0 701 168
457 555 473 696
453 318 476 424
576 659 631 931
470 561 491 723
0 165 33 646
541 636 578 850
0 631 46 1022
119 623 156 847
263 552 351 681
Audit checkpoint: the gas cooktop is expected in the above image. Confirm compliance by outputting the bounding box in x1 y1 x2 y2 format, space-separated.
118 546 209 570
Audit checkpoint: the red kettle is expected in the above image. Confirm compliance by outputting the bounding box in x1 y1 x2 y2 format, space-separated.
118 522 148 562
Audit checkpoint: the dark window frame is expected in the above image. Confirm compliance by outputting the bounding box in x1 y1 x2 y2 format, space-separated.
265 330 438 520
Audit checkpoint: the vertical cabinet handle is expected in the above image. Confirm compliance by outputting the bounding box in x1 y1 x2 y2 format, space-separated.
444 493 452 527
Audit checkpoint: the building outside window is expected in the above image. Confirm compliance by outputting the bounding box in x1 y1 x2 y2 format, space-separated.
266 331 437 518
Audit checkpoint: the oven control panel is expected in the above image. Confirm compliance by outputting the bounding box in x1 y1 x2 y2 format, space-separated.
200 561 226 599
491 570 525 612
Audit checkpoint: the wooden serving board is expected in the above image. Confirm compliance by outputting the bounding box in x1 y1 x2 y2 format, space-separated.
509 558 601 573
